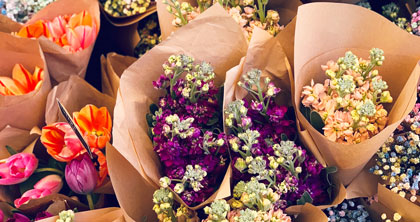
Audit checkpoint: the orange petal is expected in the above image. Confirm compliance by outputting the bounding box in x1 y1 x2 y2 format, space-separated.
68 10 93 29
92 148 108 187
17 20 50 38
12 64 35 93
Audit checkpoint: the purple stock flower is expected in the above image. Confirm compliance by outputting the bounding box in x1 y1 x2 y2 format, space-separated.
34 211 53 221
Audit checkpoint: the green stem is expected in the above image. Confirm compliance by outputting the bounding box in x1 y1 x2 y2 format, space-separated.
35 168 64 176
257 0 266 23
86 193 95 210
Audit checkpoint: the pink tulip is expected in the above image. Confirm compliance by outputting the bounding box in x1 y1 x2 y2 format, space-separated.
65 153 97 194
0 153 38 185
0 209 3 222
65 23 97 52
45 16 67 41
14 175 63 208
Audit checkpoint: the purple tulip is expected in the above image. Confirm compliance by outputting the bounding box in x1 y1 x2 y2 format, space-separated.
65 153 98 194
6 213 30 222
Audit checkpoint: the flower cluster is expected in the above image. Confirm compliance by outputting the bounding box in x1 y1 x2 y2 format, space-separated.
56 209 75 222
356 0 371 10
1 0 55 23
370 103 420 203
150 55 229 206
41 104 111 197
411 9 420 35
16 10 97 53
324 199 371 222
163 0 283 40
101 0 151 17
202 180 291 222
227 69 329 208
0 64 44 96
301 48 392 144
134 14 161 58
152 187 197 222
381 213 402 222
381 2 412 33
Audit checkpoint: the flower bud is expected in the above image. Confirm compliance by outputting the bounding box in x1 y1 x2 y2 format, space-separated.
174 183 184 193
65 154 98 194
159 177 171 188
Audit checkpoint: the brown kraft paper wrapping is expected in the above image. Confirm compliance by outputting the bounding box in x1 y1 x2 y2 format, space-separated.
37 207 128 222
0 0 100 84
100 52 137 99
110 4 248 218
223 26 345 216
44 75 115 125
0 33 51 156
157 0 301 41
294 3 420 185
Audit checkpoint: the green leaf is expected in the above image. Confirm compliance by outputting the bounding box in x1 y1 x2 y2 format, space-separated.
281 133 288 141
300 104 311 120
297 191 313 205
321 166 338 201
206 117 219 126
310 111 325 133
149 104 158 114
5 145 17 156
146 113 154 127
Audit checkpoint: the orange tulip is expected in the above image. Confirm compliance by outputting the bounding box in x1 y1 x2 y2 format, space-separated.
17 20 50 38
93 148 108 187
0 64 44 96
73 105 112 149
40 122 84 162
68 10 94 29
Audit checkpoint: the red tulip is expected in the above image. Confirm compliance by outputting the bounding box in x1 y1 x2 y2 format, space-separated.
41 122 84 162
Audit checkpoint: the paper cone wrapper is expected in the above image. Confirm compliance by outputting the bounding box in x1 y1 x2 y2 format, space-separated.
345 158 380 199
17 194 89 216
45 75 115 125
0 0 100 84
37 207 128 222
0 32 51 136
111 3 247 216
295 203 328 222
277 17 296 71
294 3 420 185
157 0 301 40
305 0 359 3
101 53 137 99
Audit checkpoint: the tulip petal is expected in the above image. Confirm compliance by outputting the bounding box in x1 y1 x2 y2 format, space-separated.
14 188 52 208
0 77 21 95
33 174 63 194
93 148 108 187
68 10 93 29
17 20 50 38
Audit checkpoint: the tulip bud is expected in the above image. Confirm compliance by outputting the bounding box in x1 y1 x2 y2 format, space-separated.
65 154 98 194
0 153 38 185
14 175 63 208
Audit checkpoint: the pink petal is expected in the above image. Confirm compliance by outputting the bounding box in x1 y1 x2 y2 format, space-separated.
33 175 63 194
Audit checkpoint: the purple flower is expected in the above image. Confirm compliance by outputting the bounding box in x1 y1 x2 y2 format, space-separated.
65 153 98 194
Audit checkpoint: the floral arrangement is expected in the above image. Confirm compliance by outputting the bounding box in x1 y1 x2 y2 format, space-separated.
382 3 412 33
101 0 151 17
16 10 97 53
1 0 55 23
153 179 292 222
226 69 332 208
148 54 229 207
300 48 392 144
0 104 112 221
163 0 282 40
357 0 371 10
324 199 371 222
0 64 44 96
134 13 161 58
370 103 420 204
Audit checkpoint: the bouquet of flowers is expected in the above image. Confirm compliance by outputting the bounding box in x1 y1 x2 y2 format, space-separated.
16 10 97 53
301 48 392 144
1 0 56 23
324 199 371 222
101 0 152 17
226 69 333 208
0 104 112 221
370 102 420 204
0 64 44 96
163 0 283 40
134 13 161 58
148 54 229 207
